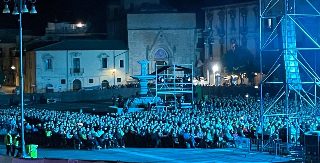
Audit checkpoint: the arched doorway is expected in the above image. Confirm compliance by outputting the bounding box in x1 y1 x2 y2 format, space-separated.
73 79 82 91
45 84 54 93
101 80 109 89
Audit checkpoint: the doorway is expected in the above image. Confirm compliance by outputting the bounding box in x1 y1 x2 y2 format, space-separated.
73 79 82 91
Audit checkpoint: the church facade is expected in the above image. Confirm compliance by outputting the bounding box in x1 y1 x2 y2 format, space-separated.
127 13 200 78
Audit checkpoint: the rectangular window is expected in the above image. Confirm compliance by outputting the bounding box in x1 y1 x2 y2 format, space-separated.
89 79 93 83
120 60 124 68
46 59 52 69
102 58 108 68
73 58 80 68
117 78 121 82
73 58 80 73
61 79 66 84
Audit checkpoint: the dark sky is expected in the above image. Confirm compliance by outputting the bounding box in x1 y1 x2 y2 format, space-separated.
0 0 256 35
0 0 108 34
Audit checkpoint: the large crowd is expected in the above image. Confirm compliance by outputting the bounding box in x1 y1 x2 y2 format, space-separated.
1 94 319 156
106 83 140 89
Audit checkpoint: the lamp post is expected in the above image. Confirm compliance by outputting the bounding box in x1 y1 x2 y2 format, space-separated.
212 65 219 86
112 50 128 86
113 69 116 86
2 0 37 158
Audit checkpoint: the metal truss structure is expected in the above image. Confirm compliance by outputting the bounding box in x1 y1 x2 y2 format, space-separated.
155 63 194 109
259 0 320 151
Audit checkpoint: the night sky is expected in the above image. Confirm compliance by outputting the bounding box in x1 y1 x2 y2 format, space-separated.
0 0 109 34
0 0 256 35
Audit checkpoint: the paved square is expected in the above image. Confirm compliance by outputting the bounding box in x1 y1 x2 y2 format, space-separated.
0 145 293 163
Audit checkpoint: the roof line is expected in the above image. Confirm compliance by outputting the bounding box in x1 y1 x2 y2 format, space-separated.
127 28 197 30
34 40 66 51
36 49 129 51
202 1 258 10
35 40 129 51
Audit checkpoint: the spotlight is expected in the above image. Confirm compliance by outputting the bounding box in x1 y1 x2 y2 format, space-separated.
12 7 19 15
77 22 83 28
2 4 10 13
212 65 219 72
21 5 29 13
29 5 37 14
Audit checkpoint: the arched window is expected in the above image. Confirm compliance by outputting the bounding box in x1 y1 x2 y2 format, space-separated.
154 48 168 59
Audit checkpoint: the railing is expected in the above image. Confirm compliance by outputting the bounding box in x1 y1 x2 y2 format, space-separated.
248 138 320 162
70 68 84 74
248 138 282 155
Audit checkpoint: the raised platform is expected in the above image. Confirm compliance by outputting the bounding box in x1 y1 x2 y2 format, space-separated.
0 145 293 163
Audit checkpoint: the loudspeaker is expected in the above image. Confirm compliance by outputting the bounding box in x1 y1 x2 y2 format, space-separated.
279 127 291 143
305 134 320 156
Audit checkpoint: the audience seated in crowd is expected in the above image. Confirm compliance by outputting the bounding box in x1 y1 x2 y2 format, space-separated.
1 95 319 151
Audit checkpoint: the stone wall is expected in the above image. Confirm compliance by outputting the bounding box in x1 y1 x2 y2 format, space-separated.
127 12 199 78
127 13 196 29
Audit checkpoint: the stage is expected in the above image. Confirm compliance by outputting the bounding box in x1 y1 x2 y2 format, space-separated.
0 145 293 163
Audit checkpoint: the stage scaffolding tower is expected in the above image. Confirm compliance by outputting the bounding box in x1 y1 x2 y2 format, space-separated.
155 63 194 109
259 0 320 151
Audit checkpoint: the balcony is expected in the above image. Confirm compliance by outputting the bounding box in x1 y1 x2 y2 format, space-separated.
70 68 84 75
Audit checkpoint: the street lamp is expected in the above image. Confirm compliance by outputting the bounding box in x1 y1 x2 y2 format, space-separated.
76 22 83 28
245 94 249 103
2 0 37 158
11 65 16 70
212 65 219 86
113 69 116 86
112 50 128 86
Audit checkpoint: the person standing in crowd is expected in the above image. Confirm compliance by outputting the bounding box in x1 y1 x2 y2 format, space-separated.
112 95 116 106
45 127 52 147
4 130 13 156
12 132 20 157
115 128 125 148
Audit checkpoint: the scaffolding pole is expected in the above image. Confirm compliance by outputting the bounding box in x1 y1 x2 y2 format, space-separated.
155 63 194 110
260 0 320 153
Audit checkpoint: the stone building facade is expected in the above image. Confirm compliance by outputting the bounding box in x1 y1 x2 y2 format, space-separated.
24 40 128 93
127 13 199 78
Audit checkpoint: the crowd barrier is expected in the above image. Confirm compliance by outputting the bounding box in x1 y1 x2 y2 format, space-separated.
0 155 126 163
248 138 320 162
